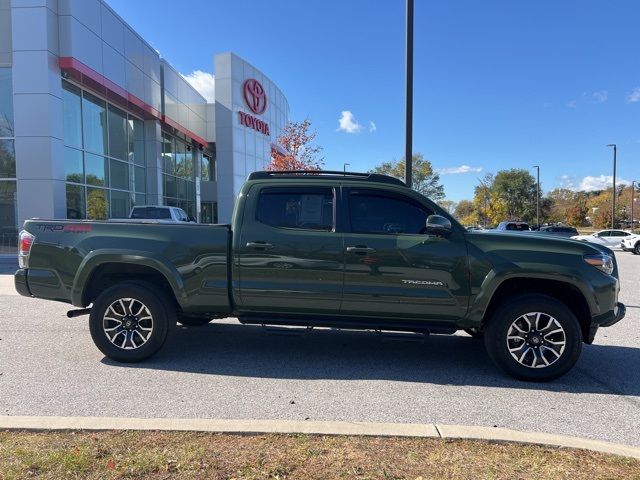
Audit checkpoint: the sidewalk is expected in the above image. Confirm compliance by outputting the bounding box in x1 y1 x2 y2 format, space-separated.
1 416 639 460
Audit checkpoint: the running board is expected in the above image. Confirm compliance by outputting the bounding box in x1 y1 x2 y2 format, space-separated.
238 314 457 336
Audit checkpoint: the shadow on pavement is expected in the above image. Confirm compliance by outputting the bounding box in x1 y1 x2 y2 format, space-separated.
104 321 640 397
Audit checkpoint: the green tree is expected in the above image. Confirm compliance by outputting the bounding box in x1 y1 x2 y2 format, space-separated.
491 169 540 223
438 199 457 214
371 153 445 201
454 199 477 225
547 188 588 226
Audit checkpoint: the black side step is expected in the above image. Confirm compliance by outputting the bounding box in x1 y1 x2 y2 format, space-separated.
238 314 457 336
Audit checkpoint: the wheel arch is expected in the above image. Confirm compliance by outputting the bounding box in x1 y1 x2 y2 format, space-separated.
72 250 186 308
480 277 592 342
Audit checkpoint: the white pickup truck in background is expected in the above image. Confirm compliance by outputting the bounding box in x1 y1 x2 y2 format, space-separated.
110 206 196 224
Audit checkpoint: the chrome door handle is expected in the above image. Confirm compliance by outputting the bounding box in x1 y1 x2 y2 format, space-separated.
246 242 274 250
346 246 376 254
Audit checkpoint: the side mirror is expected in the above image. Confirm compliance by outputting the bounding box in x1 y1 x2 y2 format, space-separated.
425 214 452 235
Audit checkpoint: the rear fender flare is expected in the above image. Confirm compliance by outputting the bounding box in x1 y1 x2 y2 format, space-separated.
71 249 186 307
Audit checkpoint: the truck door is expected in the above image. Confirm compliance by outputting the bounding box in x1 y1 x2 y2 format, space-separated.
236 185 344 314
341 187 469 322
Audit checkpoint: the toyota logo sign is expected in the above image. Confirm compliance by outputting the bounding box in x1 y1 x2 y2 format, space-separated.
243 79 267 115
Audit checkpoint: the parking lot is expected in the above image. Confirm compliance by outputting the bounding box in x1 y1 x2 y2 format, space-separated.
0 252 638 446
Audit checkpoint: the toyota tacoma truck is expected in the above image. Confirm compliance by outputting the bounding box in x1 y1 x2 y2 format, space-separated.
14 171 626 381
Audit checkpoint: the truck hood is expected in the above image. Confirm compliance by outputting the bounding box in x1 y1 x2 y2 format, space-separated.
465 230 613 257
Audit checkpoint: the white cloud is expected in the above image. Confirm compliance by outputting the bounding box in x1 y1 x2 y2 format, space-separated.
627 88 640 103
579 175 631 192
368 121 377 132
592 90 608 103
558 174 578 190
180 70 215 102
337 111 363 133
566 100 577 108
436 165 483 175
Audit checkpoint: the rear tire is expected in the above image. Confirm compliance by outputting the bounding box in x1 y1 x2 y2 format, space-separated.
484 294 582 381
89 282 175 362
634 242 640 255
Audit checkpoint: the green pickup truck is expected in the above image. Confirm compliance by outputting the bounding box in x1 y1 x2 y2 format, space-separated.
15 171 625 381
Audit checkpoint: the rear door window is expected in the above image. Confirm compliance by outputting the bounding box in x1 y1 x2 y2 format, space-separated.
256 187 335 231
348 190 434 235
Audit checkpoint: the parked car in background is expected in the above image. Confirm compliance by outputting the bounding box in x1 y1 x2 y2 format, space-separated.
621 233 640 254
570 229 632 249
112 206 196 224
538 226 579 238
496 221 530 232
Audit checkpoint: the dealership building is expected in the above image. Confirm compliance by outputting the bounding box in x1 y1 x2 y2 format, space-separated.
0 0 290 253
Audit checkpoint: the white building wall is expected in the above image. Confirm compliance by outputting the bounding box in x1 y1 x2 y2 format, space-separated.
12 0 66 225
214 52 290 222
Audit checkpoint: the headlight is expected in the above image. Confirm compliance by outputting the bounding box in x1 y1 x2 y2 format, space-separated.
584 253 614 275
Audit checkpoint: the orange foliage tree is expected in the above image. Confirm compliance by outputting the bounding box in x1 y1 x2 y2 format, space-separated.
268 119 323 171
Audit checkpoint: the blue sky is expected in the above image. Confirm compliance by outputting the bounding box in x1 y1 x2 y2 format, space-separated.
108 0 640 201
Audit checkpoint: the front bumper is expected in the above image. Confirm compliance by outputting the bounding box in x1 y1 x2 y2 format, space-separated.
598 302 626 328
14 268 31 297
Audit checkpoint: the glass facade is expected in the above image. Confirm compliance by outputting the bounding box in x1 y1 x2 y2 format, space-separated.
0 66 16 253
162 132 195 217
201 153 215 182
201 202 218 224
62 80 146 220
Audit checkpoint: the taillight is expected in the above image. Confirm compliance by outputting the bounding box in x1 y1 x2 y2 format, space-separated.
18 230 35 269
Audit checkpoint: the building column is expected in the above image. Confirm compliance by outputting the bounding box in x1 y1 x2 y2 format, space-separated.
12 2 66 225
144 119 163 206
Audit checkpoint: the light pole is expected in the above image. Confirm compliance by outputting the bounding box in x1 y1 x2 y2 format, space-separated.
343 163 350 174
632 180 637 232
533 165 540 227
404 0 414 188
607 144 617 229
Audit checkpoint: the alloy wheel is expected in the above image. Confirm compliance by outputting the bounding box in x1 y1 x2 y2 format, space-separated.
506 312 566 368
103 298 154 350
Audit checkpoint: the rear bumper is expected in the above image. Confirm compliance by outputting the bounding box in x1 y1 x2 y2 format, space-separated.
14 268 31 297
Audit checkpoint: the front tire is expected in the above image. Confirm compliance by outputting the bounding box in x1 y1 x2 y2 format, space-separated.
484 294 582 381
634 242 640 255
89 282 175 362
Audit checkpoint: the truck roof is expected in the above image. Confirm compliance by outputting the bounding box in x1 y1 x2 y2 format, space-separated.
247 170 407 187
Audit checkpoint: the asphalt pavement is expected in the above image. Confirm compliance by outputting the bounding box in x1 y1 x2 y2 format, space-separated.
0 253 638 446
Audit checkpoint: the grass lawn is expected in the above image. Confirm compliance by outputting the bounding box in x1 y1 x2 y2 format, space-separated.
1 430 639 479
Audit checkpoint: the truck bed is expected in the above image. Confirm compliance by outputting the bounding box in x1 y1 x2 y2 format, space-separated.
19 220 232 314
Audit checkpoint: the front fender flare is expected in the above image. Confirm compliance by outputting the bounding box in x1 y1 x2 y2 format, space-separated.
465 269 597 326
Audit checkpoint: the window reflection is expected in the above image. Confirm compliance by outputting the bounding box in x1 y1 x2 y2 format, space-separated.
82 92 107 155
0 139 15 178
0 68 13 138
62 80 145 219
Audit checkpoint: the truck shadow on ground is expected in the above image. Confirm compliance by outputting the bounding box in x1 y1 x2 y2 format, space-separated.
105 321 640 396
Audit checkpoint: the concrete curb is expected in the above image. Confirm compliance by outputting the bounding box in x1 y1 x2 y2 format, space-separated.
1 416 639 460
